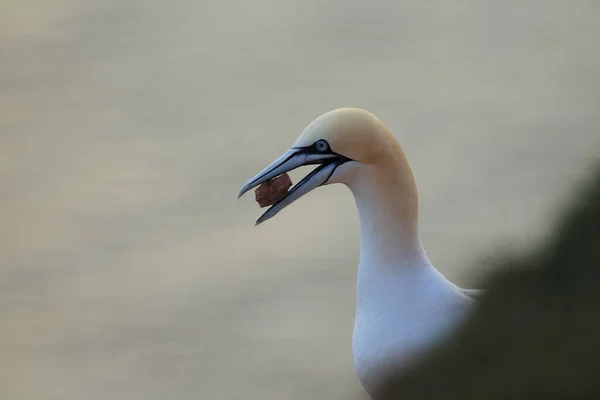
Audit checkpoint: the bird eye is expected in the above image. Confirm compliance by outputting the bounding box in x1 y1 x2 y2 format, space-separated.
315 140 329 152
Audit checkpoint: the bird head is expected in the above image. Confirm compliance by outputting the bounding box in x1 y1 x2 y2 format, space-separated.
238 108 400 225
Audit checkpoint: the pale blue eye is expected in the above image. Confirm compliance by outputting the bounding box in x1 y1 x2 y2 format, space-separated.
315 140 329 152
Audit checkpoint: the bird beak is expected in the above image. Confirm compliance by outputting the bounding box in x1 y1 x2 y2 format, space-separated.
238 146 349 225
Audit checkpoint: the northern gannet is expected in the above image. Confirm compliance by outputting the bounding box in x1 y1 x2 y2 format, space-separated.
238 108 480 397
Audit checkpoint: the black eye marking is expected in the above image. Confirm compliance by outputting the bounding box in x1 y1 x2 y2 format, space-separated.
314 140 330 152
291 139 353 163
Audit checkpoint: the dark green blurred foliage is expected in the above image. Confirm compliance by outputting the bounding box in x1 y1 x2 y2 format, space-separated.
374 163 600 400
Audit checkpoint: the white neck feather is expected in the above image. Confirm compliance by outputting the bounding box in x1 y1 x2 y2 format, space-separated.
350 162 423 266
346 154 473 396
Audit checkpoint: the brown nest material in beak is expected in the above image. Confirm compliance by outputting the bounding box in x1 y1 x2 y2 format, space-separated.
255 173 293 208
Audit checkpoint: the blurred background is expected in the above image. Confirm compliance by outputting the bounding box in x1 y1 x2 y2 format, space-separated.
2 1 600 399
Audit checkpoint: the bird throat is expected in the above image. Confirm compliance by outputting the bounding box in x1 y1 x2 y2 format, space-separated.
349 158 423 268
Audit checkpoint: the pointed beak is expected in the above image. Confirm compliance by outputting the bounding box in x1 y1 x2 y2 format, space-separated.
238 147 349 225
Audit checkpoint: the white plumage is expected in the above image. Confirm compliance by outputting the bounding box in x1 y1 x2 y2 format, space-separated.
238 108 480 397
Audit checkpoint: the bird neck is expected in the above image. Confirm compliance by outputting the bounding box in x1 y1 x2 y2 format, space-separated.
348 150 425 268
